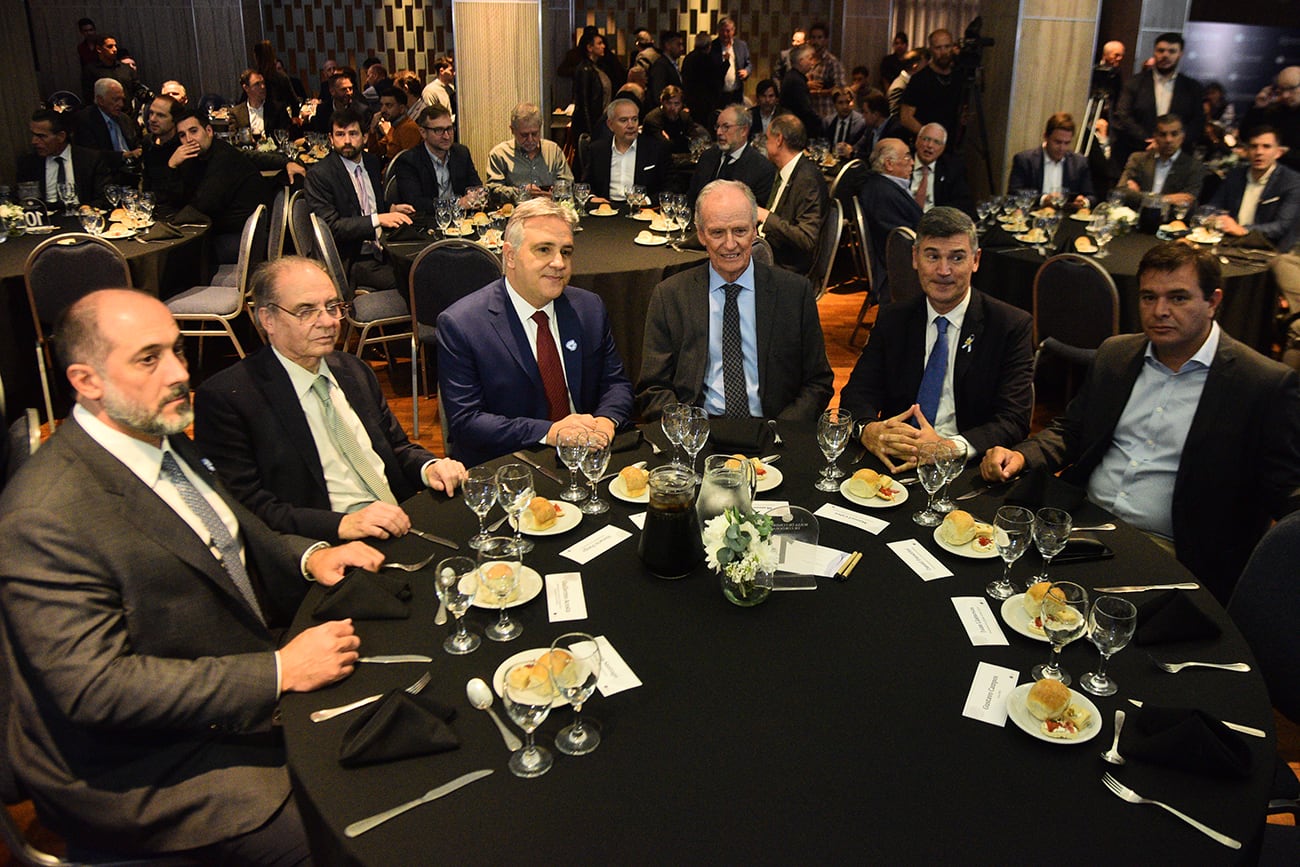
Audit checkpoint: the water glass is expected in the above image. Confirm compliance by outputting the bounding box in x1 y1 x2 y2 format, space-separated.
434 199 453 236
435 557 480 655
986 506 1033 600
578 430 611 515
463 466 498 550
626 184 647 217
1032 581 1089 684
555 426 589 502
912 441 950 527
814 408 853 491
574 182 591 211
1031 507 1072 588
1079 596 1137 696
933 443 965 514
502 661 556 777
679 406 710 483
661 403 689 470
478 535 523 642
495 463 535 554
57 182 78 217
78 207 105 236
547 632 602 755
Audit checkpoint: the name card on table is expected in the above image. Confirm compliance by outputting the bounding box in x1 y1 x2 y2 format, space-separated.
560 525 632 565
814 502 889 535
951 597 1009 646
546 572 588 622
886 539 953 581
594 635 642 696
779 538 849 577
961 661 1018 726
628 512 645 529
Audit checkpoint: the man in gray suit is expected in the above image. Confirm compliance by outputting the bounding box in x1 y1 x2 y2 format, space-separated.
757 113 829 274
1116 114 1204 209
0 289 382 861
636 179 834 421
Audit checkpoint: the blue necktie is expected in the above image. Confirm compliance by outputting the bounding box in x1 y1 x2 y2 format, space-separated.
917 316 949 425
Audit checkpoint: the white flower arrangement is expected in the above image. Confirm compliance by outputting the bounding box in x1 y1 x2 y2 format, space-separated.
702 508 777 599
0 203 24 220
557 198 581 223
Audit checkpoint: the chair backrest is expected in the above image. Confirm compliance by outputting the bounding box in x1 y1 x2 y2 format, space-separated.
267 186 290 260
577 133 593 180
827 158 861 201
288 191 315 259
1032 253 1119 351
383 148 411 184
808 199 843 300
308 214 354 301
409 239 502 330
851 197 874 293
235 204 269 295
1227 512 1300 725
750 236 774 266
885 226 921 304
382 173 399 209
24 233 132 332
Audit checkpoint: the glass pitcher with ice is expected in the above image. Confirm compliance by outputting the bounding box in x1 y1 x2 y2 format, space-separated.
696 454 757 529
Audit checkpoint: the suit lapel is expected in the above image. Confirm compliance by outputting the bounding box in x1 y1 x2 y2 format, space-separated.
953 292 983 392
487 280 545 393
553 294 584 408
250 349 331 500
1177 336 1237 496
753 266 776 404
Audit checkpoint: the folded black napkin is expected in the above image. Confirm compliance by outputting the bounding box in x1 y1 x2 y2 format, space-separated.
338 688 459 768
384 224 434 244
612 428 643 453
312 569 412 621
1003 466 1085 512
708 418 773 453
167 206 212 228
138 222 185 242
1053 536 1113 564
1134 590 1221 645
1123 703 1252 779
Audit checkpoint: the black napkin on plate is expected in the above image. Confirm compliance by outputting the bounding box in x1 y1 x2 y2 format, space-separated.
708 418 773 453
384 223 433 244
138 222 186 241
338 689 459 768
1123 702 1252 779
1134 589 1221 645
611 428 643 453
311 569 412 621
1003 466 1085 512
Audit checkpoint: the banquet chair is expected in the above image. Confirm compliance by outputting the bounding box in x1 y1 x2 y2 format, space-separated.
750 236 774 266
408 239 502 437
827 159 860 200
24 233 132 424
267 186 291 260
382 173 398 209
808 199 843 300
165 205 268 368
287 191 315 258
885 226 922 304
848 199 877 347
1031 253 1118 396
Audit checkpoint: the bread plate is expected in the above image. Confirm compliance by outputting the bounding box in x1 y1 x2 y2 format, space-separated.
932 524 999 559
999 593 1050 643
1005 683 1101 744
609 475 649 504
838 476 908 508
472 565 543 609
492 649 569 708
511 500 582 536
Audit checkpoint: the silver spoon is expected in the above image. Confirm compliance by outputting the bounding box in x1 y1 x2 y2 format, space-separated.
466 678 523 751
434 565 450 626
1101 709 1126 765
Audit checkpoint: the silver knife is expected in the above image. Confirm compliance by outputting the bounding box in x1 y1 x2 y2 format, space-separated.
511 451 563 484
358 655 434 664
409 528 459 550
1127 699 1265 738
1095 582 1199 592
344 769 494 837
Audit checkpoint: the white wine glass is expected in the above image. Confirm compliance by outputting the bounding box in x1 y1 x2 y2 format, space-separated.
933 442 965 514
555 426 589 503
1031 507 1072 588
547 632 602 755
463 466 498 550
78 207 105 236
578 430 611 515
478 535 523 642
814 407 853 491
501 661 556 778
626 184 647 217
57 182 78 217
986 506 1033 600
1079 596 1137 697
434 199 453 237
912 441 949 527
574 182 592 212
679 407 710 484
1032 581 1089 684
661 403 688 470
495 463 535 554
435 556 480 655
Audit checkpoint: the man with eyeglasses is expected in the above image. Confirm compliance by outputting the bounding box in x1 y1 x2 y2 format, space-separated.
391 104 482 214
196 256 466 542
910 122 974 216
485 102 573 204
687 103 774 207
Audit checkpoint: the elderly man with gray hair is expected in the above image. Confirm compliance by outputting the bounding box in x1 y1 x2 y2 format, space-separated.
486 102 574 203
584 97 670 202
687 102 775 204
856 136 922 302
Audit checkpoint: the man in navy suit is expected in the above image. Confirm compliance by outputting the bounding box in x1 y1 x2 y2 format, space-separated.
709 17 751 112
856 137 923 303
304 107 413 292
584 98 669 202
1007 112 1094 207
825 87 867 158
436 198 634 467
1210 126 1300 252
911 123 974 217
73 78 140 176
16 109 109 207
195 257 466 542
390 104 482 213
687 103 775 205
841 207 1033 472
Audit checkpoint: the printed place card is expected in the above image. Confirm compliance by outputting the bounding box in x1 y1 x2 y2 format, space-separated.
594 635 642 696
560 525 632 565
545 572 588 622
753 499 791 518
961 661 1019 726
628 512 646 530
951 597 1009 646
814 502 889 535
886 539 953 581
779 538 849 577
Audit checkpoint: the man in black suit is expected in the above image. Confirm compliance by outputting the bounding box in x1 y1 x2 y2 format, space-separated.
851 89 903 162
16 109 108 207
305 107 414 292
585 98 669 202
642 85 708 155
0 288 382 860
983 242 1300 604
1008 112 1095 207
687 103 775 205
195 257 466 541
78 34 137 106
308 71 372 135
856 138 922 303
140 95 185 208
825 87 868 158
708 17 752 112
911 122 974 216
1115 114 1204 209
757 113 827 274
750 78 784 137
1113 32 1203 161
637 179 832 421
1209 126 1300 252
780 45 822 139
842 207 1033 472
230 69 292 138
680 32 715 123
73 78 140 170
647 30 685 101
390 104 482 213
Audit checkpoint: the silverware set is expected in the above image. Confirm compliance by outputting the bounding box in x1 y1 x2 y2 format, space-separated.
310 672 430 723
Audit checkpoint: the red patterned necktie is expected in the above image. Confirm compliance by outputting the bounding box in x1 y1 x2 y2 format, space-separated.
531 310 570 421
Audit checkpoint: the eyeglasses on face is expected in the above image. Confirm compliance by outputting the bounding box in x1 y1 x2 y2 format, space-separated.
422 125 455 135
265 301 350 324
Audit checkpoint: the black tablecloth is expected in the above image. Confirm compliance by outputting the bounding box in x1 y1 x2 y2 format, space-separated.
282 425 1272 865
975 222 1276 354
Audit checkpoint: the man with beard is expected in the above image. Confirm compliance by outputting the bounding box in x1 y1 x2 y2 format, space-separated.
643 85 709 155
0 288 383 862
687 103 774 205
139 94 185 208
647 30 685 104
309 70 372 134
365 85 422 165
1113 32 1203 161
900 30 963 141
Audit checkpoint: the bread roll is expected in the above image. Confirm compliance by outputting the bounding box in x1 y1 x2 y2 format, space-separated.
1025 679 1071 721
1023 582 1063 618
527 496 557 529
848 468 882 499
619 465 649 496
939 509 977 545
1074 235 1097 254
535 649 573 674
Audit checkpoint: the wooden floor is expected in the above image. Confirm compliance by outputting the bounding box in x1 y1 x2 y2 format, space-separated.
3 281 1296 862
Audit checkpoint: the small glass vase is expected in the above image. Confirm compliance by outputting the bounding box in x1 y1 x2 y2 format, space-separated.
720 567 772 607
4 213 26 238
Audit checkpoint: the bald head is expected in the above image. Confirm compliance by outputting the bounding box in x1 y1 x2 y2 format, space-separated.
871 137 912 178
1279 67 1300 109
1101 41 1124 68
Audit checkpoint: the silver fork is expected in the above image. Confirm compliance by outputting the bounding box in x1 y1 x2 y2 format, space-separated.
1100 773 1241 849
383 552 439 572
310 672 431 723
1153 659 1251 674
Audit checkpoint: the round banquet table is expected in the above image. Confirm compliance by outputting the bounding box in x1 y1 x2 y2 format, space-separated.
387 205 707 383
974 220 1276 355
281 425 1274 865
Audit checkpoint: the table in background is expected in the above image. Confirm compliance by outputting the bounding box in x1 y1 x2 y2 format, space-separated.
282 425 1273 865
975 221 1276 355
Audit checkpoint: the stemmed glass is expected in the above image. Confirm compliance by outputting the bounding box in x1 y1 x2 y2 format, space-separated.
814 408 853 491
495 463 535 554
435 556 480 654
912 441 951 526
501 661 556 777
57 182 78 217
78 207 105 236
137 192 155 225
478 535 523 642
661 403 688 470
1030 507 1072 588
555 426 589 502
574 183 592 213
104 184 122 210
672 193 691 243
933 443 965 514
463 466 498 550
547 632 602 755
552 179 572 203
434 199 453 237
466 185 488 210
626 184 647 217
1079 596 1137 696
679 406 710 483
1031 581 1089 684
986 506 1034 600
578 430 611 514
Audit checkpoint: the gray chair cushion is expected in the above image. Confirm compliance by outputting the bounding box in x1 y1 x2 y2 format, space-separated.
165 284 242 316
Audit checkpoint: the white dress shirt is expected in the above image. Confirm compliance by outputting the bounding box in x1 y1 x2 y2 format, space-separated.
1237 164 1275 227
43 147 74 203
248 102 265 136
609 138 638 201
1041 148 1064 194
1154 71 1176 117
921 293 973 460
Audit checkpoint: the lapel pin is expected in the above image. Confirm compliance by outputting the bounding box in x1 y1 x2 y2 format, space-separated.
962 335 974 353
565 339 578 351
